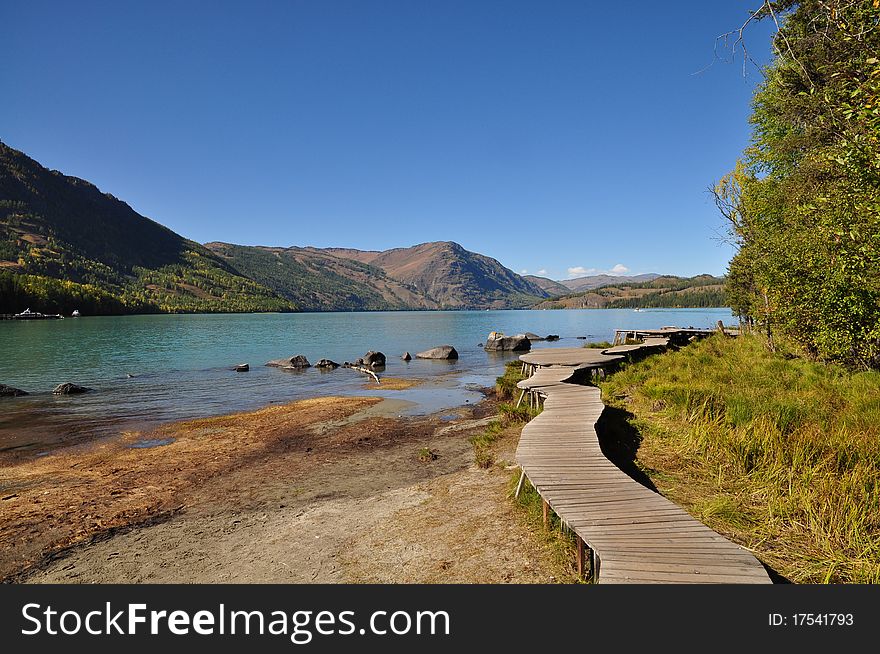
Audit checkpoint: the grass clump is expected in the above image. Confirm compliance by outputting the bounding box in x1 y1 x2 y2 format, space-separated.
470 421 505 469
469 403 539 469
601 334 880 583
495 361 527 400
417 447 439 462
583 340 614 349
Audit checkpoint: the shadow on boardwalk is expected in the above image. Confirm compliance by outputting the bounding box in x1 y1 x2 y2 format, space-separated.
595 406 658 493
595 403 791 584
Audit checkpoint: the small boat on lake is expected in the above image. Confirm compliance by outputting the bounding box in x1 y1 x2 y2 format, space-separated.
12 308 63 320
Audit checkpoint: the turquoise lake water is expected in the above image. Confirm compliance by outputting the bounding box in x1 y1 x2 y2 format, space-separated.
0 308 734 453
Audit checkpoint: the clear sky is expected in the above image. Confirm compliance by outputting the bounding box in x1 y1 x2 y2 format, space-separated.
1 1 775 279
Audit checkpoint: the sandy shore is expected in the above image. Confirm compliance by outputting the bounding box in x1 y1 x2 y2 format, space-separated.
1 390 564 583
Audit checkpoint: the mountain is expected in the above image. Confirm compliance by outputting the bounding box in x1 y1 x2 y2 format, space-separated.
559 273 661 293
331 241 547 309
204 243 437 311
1 142 547 313
208 241 549 310
533 275 726 309
523 275 570 296
0 141 290 314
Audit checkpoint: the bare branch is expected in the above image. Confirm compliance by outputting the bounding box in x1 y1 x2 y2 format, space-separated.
693 5 766 78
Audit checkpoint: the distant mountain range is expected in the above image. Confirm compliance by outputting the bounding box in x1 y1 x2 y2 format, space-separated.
558 273 662 293
532 274 726 310
0 141 722 314
523 273 663 296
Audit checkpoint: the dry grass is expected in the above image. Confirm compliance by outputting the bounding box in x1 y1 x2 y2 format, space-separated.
601 334 880 583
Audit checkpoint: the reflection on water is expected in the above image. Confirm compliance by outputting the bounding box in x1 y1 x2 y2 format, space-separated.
0 308 733 453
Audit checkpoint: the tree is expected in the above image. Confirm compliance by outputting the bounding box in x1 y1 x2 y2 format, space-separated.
720 0 880 368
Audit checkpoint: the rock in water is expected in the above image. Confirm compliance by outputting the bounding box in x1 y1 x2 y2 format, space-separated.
546 334 560 341
401 352 412 361
52 382 90 395
315 359 340 369
416 345 459 360
484 331 531 352
266 355 311 369
362 351 386 368
524 332 546 341
0 384 28 397
234 363 249 372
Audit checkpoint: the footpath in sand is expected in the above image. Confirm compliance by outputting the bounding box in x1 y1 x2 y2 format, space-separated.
1 391 563 584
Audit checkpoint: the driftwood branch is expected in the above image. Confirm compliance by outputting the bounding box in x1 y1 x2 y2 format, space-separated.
345 364 380 384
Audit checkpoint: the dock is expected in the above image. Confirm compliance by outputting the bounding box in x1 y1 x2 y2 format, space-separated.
515 329 771 583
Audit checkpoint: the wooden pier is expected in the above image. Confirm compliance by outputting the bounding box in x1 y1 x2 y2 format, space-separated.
515 329 771 583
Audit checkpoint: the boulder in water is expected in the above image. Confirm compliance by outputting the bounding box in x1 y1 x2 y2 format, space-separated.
233 363 249 372
546 334 560 341
266 355 311 369
52 382 90 395
362 351 386 369
315 359 340 369
484 331 531 352
524 332 545 341
0 384 27 397
401 352 412 361
416 345 459 360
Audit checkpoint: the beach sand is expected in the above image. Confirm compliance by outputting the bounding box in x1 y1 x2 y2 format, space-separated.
1 391 563 584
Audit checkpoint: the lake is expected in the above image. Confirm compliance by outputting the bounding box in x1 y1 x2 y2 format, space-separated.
0 308 734 453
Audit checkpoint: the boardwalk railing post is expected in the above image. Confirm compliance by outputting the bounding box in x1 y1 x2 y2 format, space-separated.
590 549 598 583
576 536 585 580
514 469 526 499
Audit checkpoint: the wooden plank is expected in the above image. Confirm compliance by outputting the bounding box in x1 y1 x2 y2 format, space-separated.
601 561 770 577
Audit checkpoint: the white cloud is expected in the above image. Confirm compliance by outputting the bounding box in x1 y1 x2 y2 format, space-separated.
520 269 528 274
537 269 547 276
567 266 595 277
610 263 630 274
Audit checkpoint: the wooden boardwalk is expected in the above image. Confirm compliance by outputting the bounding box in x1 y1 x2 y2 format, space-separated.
515 336 771 584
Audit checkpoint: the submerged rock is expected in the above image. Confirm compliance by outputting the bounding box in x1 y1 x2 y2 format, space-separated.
362 351 386 369
52 382 90 395
484 331 531 352
233 363 249 372
266 355 311 369
0 384 28 397
315 359 340 369
416 345 459 360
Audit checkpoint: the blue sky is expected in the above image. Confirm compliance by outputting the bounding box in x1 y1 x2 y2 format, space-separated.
1 1 775 279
